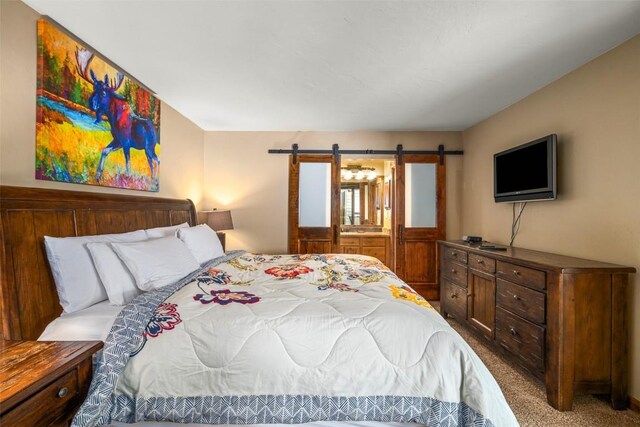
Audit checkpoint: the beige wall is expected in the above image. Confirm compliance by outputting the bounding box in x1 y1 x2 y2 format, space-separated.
462 35 640 400
203 131 463 253
0 0 204 206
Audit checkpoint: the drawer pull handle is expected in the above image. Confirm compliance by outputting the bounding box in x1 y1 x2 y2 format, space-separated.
513 294 520 300
477 259 484 264
57 387 69 398
450 293 457 299
450 269 456 274
451 252 457 257
509 327 517 336
512 270 520 276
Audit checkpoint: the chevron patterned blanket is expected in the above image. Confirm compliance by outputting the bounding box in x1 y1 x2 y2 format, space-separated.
72 251 517 426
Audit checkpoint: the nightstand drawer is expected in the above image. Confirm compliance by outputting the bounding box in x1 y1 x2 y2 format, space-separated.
1 370 79 427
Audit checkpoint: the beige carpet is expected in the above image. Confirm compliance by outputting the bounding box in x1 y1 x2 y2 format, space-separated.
447 318 640 426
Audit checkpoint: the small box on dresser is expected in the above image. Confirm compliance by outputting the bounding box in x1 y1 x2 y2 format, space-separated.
438 240 635 412
0 340 102 427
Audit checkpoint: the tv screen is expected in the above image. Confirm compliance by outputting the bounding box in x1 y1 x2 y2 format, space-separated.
494 134 557 203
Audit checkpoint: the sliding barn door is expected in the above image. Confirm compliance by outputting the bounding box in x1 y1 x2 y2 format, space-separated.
288 155 340 254
395 154 446 299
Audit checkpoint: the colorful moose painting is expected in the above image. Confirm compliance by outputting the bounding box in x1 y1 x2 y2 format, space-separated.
36 19 161 191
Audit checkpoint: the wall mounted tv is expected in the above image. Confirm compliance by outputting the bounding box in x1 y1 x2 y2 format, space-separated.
494 134 557 203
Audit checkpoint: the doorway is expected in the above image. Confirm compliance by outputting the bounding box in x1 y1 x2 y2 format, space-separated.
288 152 446 299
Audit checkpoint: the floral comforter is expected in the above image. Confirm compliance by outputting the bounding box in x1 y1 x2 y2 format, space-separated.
73 252 517 427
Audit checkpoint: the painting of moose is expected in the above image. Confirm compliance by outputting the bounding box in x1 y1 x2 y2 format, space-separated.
75 48 159 182
36 19 161 191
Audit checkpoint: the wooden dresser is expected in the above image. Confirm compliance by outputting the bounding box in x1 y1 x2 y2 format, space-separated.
0 340 102 426
438 240 635 411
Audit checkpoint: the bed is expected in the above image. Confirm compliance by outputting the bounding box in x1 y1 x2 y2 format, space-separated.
0 186 518 427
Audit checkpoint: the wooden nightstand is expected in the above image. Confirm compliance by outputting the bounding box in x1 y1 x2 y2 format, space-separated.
0 340 102 426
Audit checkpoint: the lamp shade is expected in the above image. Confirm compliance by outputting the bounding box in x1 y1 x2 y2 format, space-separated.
203 210 234 231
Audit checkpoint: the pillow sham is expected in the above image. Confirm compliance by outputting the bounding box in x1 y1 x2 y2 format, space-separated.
111 236 200 291
87 242 141 306
177 224 225 265
144 222 189 239
44 230 147 313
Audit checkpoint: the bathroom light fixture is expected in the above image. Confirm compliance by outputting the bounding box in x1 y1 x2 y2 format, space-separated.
340 164 377 181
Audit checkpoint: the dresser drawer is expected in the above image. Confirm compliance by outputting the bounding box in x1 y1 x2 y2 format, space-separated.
1 369 79 427
340 246 360 254
496 307 545 374
361 246 386 263
497 261 546 290
443 259 468 288
444 247 468 264
340 237 361 246
469 253 496 274
497 279 546 324
443 281 467 321
361 237 386 247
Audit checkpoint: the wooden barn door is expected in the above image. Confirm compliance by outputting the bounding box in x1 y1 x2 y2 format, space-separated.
394 154 446 299
288 155 340 254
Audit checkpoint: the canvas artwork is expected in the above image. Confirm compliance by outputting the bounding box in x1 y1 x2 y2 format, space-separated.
36 19 161 191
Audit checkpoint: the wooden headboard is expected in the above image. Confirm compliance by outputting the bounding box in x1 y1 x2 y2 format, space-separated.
0 186 197 340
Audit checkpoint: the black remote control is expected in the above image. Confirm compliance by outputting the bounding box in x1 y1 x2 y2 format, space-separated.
478 245 507 251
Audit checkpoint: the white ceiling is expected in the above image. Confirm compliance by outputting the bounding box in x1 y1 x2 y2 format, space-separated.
24 1 640 131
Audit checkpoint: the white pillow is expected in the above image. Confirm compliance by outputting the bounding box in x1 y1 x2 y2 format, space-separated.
111 236 200 291
177 224 225 265
87 242 141 306
145 222 189 238
44 230 147 313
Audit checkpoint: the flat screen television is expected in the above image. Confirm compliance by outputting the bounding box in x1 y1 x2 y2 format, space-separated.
494 134 557 203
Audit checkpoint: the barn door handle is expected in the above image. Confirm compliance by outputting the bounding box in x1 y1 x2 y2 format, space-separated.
398 225 404 245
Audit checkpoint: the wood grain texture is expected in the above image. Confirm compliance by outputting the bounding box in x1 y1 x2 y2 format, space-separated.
469 253 496 274
0 340 102 412
442 280 467 321
497 261 546 291
611 273 629 410
338 234 391 268
496 279 545 324
443 259 467 288
439 240 635 412
444 247 468 264
1 369 78 427
446 240 635 274
288 155 340 255
467 268 496 339
573 274 611 384
0 185 197 340
394 155 446 300
496 306 545 375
